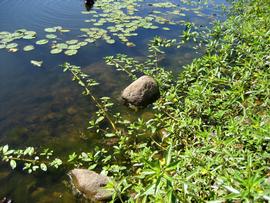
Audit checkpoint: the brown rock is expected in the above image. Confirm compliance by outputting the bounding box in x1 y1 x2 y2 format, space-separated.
121 75 160 107
69 169 113 202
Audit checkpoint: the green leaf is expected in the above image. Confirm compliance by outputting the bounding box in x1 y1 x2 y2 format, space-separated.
223 185 240 194
50 48 62 54
95 116 104 124
64 49 78 56
154 176 162 194
106 39 116 44
10 160 17 169
23 45 35 51
165 144 172 166
166 160 180 171
46 34 57 39
56 43 68 49
36 39 49 45
6 43 18 49
66 40 79 45
30 60 43 67
105 133 116 137
2 145 9 153
44 27 57 33
40 163 47 171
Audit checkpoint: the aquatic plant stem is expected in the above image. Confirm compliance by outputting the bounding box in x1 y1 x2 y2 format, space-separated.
69 68 117 132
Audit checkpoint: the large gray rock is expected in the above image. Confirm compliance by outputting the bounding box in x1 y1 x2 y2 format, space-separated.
121 75 160 107
69 169 113 202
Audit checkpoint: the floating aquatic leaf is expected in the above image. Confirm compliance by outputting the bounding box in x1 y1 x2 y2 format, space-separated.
126 42 135 47
8 48 18 52
50 48 62 54
151 2 177 8
150 25 158 30
106 39 115 44
44 27 57 33
15 29 27 33
46 34 57 39
59 29 70 33
68 44 80 50
79 41 88 47
30 60 43 67
80 28 90 32
56 43 68 49
23 35 36 40
23 45 35 51
6 43 18 49
25 31 36 36
81 11 91 14
36 39 49 45
162 27 170 31
66 40 79 45
64 49 78 56
85 38 95 43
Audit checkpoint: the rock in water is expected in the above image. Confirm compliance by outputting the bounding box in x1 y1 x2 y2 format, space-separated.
69 169 113 202
121 75 160 107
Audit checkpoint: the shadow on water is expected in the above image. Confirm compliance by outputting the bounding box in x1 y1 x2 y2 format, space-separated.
84 0 96 11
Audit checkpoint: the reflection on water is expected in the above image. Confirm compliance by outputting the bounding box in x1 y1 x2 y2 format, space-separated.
84 0 95 11
0 0 228 202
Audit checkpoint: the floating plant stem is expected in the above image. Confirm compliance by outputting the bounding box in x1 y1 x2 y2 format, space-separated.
61 63 117 132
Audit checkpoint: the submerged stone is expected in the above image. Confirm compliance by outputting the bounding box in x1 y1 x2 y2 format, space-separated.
69 169 113 202
121 75 160 107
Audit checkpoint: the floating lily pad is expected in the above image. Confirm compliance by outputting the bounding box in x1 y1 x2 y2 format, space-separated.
68 44 80 50
6 43 18 49
162 27 170 31
23 45 35 51
150 26 159 29
59 29 70 33
126 42 135 47
64 49 78 56
36 39 49 45
81 11 91 14
85 38 95 43
79 41 88 47
66 40 79 45
30 60 43 67
23 35 36 40
25 31 37 36
15 29 27 33
46 34 57 39
50 48 62 54
8 48 18 52
106 39 115 44
44 27 57 33
56 43 68 49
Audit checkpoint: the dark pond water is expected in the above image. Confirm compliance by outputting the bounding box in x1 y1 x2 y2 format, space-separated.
0 0 228 202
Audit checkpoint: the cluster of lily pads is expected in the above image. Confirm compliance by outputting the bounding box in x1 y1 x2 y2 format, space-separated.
0 29 37 52
79 0 181 46
0 0 218 59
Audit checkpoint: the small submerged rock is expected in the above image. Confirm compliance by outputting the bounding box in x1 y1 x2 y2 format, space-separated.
69 169 113 202
121 75 160 107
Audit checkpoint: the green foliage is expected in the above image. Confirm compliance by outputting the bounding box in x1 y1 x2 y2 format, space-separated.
0 0 269 202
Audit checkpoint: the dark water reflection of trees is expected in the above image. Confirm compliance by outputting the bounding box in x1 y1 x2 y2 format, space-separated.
84 0 95 11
